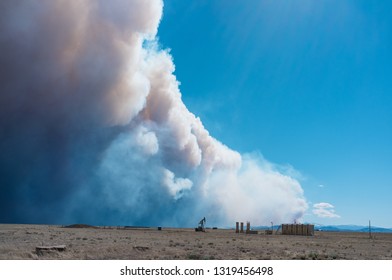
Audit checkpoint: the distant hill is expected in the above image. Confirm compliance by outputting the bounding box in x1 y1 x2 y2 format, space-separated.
315 225 392 233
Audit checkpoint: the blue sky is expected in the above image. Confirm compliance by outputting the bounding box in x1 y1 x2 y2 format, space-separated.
158 0 392 227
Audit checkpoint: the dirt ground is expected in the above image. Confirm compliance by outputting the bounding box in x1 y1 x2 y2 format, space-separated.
1 224 391 260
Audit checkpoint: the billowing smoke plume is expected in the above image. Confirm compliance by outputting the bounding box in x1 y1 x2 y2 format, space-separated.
0 0 307 226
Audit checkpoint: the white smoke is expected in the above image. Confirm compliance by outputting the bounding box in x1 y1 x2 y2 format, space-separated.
0 0 308 226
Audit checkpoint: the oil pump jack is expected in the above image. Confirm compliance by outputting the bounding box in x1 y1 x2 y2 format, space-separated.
195 217 206 232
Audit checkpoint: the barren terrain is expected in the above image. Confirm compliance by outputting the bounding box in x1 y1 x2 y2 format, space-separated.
1 224 391 260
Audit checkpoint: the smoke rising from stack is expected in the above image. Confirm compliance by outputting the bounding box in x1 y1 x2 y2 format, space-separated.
0 0 307 226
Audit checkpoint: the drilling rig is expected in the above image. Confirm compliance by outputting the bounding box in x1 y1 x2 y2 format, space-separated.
194 217 206 232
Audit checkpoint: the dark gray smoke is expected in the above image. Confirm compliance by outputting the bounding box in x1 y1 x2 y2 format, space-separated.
0 0 307 226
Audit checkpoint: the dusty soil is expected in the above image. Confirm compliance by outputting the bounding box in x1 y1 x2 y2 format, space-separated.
1 224 391 260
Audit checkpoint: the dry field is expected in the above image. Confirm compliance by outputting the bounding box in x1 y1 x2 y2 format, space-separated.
1 224 392 260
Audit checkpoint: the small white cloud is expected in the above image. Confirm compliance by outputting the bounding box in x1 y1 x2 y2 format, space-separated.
313 202 340 218
318 184 325 188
